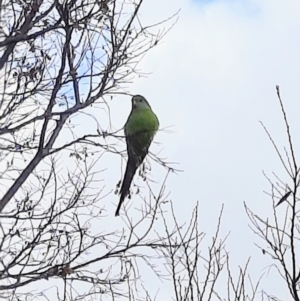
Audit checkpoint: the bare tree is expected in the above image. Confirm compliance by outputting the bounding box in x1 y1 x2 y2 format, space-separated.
0 0 260 300
0 0 179 212
161 204 261 301
246 86 300 301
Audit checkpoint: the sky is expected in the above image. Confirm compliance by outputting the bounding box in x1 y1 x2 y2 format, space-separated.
103 0 300 299
51 0 300 299
2 0 300 299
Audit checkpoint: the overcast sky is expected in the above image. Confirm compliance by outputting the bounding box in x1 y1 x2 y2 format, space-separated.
6 0 300 299
103 0 300 299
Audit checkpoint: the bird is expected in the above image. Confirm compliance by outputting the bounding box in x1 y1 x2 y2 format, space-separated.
115 95 159 216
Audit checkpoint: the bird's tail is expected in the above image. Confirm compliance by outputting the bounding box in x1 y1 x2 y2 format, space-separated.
115 159 137 216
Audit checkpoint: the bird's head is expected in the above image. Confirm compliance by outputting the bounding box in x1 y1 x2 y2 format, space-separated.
131 95 151 110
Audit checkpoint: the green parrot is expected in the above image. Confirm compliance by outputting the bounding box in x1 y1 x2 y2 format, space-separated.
115 95 159 216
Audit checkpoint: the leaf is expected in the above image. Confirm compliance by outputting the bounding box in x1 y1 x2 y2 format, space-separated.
276 190 292 207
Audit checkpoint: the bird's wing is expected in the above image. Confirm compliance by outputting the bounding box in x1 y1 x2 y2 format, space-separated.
127 131 152 164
